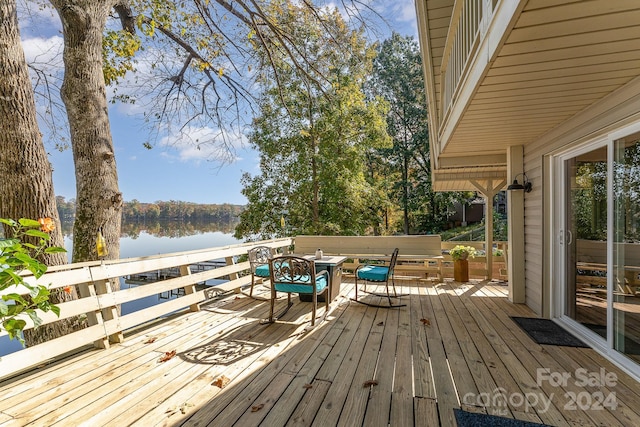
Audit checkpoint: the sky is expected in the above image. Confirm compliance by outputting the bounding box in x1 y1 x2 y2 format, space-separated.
19 1 418 206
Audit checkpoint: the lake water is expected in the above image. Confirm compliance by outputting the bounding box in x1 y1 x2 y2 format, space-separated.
1 228 241 357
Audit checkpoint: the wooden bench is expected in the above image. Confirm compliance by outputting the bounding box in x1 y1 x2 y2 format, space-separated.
293 235 443 280
576 239 640 295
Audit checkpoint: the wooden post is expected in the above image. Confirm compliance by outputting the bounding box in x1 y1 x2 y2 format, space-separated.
470 179 506 281
78 282 110 349
454 259 469 282
95 278 124 344
180 264 200 312
226 256 241 293
508 145 526 303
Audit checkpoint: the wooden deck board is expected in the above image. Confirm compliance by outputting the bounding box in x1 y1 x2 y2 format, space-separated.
360 302 397 427
417 285 459 427
456 284 568 426
474 285 623 426
1 280 640 426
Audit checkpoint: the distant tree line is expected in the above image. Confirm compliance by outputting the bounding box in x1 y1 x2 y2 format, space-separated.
56 196 242 223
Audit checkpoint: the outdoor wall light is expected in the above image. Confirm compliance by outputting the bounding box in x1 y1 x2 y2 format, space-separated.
507 173 532 193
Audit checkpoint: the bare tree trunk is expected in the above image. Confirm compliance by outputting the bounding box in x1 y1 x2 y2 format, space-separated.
50 0 122 262
0 0 82 345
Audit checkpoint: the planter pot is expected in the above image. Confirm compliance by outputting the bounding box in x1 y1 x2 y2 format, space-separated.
453 259 469 282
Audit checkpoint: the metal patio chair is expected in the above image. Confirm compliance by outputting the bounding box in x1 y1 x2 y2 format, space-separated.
264 255 330 327
246 245 273 299
352 248 406 308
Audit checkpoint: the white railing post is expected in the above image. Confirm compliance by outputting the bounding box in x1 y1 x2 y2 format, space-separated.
180 264 201 312
226 256 241 293
78 281 110 349
96 278 124 344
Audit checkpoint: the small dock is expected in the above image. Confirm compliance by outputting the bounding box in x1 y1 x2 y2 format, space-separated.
1 280 640 426
125 260 229 285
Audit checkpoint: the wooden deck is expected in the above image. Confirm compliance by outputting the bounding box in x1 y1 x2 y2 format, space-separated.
2 280 640 426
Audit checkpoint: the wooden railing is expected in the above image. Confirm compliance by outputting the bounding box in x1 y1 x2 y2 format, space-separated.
440 0 496 123
0 238 293 380
441 240 508 281
0 236 507 379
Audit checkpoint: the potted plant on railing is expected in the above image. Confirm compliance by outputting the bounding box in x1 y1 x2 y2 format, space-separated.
449 245 477 282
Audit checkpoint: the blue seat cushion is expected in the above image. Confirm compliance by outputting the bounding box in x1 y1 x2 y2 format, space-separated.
255 264 270 277
357 265 390 282
274 275 328 294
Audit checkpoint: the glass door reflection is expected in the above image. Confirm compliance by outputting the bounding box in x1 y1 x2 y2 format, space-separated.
564 146 608 338
613 133 640 362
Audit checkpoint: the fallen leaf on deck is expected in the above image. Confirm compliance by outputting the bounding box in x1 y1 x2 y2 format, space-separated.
251 403 264 412
144 337 157 344
165 402 193 417
377 321 384 326
212 375 231 388
420 318 431 326
158 350 176 363
303 384 313 389
180 402 194 414
363 380 378 387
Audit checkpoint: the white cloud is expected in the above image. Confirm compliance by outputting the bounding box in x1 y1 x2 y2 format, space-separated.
17 1 61 35
372 0 418 37
158 126 247 164
21 35 64 68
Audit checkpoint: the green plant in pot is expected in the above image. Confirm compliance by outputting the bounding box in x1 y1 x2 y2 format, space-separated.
450 245 477 261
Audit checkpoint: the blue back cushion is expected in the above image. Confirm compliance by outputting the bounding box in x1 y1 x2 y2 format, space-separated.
357 265 390 282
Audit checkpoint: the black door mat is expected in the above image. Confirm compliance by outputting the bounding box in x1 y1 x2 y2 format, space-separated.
454 409 552 427
511 317 589 347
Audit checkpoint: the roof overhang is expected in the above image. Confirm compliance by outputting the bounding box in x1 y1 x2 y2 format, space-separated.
417 0 640 187
432 153 507 192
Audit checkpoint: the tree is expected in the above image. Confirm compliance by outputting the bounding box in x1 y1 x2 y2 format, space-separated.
0 0 81 345
234 6 390 240
24 0 384 260
98 0 386 159
47 0 131 262
370 33 470 234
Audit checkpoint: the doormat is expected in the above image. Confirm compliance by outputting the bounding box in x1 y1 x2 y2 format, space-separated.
511 317 589 347
454 409 552 427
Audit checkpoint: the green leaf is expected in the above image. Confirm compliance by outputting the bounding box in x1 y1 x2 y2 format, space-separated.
0 300 8 315
50 305 61 317
0 218 17 227
18 218 41 228
25 229 50 240
13 252 35 264
3 292 25 302
0 238 19 249
31 286 50 304
44 247 67 254
3 318 27 343
27 310 43 328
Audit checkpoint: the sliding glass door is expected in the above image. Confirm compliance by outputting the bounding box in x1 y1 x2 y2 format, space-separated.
613 132 640 363
562 146 608 338
556 127 640 366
